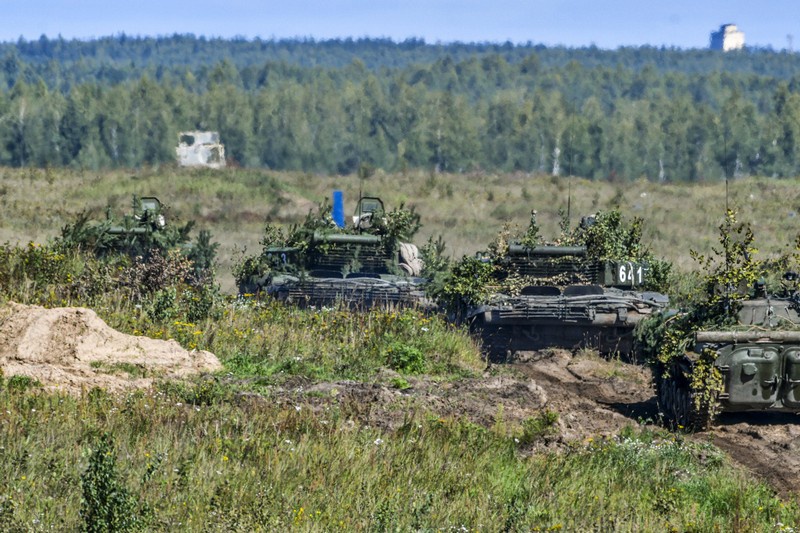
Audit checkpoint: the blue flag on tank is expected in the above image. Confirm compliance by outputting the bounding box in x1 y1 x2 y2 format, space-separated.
332 190 345 228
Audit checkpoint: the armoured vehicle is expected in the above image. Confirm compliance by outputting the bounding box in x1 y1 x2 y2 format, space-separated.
656 277 800 430
58 196 215 277
239 197 432 309
60 196 193 258
469 242 668 359
105 196 170 254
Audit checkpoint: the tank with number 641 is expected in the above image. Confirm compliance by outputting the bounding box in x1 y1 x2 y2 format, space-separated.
468 212 669 360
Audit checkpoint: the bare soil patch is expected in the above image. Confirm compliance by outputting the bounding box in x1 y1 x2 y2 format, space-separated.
3 302 798 497
0 302 221 393
267 349 800 496
703 413 800 498
263 349 655 447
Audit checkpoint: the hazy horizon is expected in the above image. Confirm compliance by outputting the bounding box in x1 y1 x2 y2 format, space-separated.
4 1 799 51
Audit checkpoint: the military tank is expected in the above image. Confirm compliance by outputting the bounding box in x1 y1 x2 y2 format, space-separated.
239 196 432 309
58 195 216 278
469 243 668 359
639 209 800 430
461 210 669 360
59 196 193 258
655 277 800 430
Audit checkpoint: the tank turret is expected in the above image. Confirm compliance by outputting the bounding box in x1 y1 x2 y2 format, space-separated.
462 209 669 359
238 196 431 309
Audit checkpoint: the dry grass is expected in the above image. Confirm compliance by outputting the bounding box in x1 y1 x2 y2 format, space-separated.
1 165 799 291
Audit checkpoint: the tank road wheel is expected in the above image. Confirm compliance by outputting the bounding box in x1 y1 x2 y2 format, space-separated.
481 326 514 363
656 358 714 432
469 317 513 363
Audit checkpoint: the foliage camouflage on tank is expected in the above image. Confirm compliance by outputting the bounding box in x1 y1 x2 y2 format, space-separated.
58 195 218 277
235 196 433 309
638 209 800 431
435 209 671 360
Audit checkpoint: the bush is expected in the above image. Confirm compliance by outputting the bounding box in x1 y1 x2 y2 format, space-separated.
80 433 142 532
385 341 426 374
518 410 559 445
389 377 411 390
5 375 41 392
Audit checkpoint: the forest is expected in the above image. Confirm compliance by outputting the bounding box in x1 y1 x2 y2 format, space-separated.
2 34 800 180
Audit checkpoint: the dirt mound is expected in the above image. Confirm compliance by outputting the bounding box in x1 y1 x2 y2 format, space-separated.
0 302 221 393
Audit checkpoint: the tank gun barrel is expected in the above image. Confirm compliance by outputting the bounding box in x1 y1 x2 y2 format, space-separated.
507 244 587 256
312 231 382 245
696 330 800 344
107 226 148 235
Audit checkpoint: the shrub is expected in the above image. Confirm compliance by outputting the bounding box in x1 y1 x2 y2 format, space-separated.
385 341 426 374
80 433 142 532
518 410 560 445
5 375 41 392
389 377 411 390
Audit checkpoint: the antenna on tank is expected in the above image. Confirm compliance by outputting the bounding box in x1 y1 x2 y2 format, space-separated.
357 162 372 203
567 178 572 225
722 130 730 214
725 176 729 212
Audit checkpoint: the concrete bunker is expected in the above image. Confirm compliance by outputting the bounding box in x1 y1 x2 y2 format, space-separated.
176 131 226 168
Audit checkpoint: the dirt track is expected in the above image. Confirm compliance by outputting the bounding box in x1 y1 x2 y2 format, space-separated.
277 349 800 498
2 301 797 497
514 350 800 498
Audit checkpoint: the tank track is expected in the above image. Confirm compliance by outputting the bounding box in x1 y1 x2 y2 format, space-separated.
656 357 715 431
274 277 432 310
470 318 637 362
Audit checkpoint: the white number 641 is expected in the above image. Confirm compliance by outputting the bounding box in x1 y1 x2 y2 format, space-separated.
618 262 644 285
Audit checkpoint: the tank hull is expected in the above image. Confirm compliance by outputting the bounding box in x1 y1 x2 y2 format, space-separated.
268 275 434 310
469 287 667 360
657 298 800 430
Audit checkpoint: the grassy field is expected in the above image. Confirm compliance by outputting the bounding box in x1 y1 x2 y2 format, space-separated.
1 165 799 291
2 383 796 531
0 289 796 530
2 166 800 530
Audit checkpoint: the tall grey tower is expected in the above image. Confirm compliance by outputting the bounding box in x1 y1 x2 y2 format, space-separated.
710 24 745 51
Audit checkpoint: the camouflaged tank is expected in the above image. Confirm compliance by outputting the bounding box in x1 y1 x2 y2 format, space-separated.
469 242 668 360
58 195 199 259
657 276 800 430
240 197 433 310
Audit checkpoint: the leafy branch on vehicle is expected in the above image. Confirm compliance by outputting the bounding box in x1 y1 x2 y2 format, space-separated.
438 207 671 312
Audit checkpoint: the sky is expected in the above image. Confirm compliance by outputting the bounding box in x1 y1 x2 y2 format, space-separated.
4 0 800 50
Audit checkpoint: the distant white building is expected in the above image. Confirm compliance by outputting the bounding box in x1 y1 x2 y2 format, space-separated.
176 131 226 169
710 24 745 51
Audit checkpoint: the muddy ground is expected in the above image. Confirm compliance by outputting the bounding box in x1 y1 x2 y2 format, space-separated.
271 349 800 498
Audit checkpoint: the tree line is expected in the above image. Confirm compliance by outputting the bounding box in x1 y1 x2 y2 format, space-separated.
2 36 800 180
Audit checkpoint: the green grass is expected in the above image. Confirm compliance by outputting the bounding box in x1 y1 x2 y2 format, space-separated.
3 166 800 529
101 297 485 387
0 387 795 531
2 166 800 292
90 361 151 378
